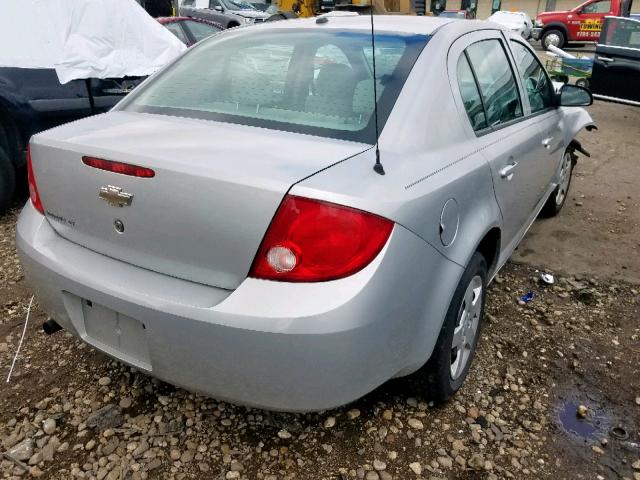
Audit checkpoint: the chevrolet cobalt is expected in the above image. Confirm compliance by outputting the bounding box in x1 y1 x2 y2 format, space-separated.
18 15 594 411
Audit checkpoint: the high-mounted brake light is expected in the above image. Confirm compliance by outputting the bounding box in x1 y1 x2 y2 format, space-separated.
27 145 44 215
249 195 393 282
82 156 155 178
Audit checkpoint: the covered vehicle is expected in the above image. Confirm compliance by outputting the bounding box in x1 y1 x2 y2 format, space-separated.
19 16 594 411
590 15 640 104
158 16 224 45
0 0 186 213
488 10 533 38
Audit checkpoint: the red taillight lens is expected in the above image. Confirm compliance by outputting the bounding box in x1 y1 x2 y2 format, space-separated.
27 145 44 215
250 195 393 282
82 156 155 178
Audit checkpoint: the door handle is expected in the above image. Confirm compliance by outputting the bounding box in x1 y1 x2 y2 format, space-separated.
499 162 518 181
597 56 614 62
542 136 554 148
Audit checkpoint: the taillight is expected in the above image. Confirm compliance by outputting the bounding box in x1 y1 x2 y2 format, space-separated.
249 195 393 282
82 156 155 178
27 145 44 215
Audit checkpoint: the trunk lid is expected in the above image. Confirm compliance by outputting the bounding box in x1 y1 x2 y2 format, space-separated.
32 111 367 289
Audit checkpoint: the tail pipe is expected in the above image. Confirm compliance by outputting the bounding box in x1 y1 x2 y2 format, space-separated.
43 319 62 335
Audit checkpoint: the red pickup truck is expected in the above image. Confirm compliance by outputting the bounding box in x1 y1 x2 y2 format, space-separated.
533 0 634 49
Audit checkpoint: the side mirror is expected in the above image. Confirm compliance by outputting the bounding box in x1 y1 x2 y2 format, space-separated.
214 5 223 11
558 84 593 107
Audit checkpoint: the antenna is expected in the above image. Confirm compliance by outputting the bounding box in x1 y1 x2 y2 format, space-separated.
369 3 385 175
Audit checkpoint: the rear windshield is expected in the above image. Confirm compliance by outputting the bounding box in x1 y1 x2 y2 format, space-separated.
120 28 429 142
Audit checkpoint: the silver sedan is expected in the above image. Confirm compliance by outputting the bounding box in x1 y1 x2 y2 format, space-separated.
17 15 594 411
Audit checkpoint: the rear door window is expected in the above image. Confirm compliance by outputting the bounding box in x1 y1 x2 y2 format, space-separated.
465 39 523 127
601 17 640 48
457 54 487 131
184 20 222 41
164 22 189 44
510 41 554 113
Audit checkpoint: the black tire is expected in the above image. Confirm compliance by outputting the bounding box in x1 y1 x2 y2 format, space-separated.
420 252 487 402
0 121 10 154
541 28 566 50
576 78 589 88
265 13 286 21
540 149 575 218
227 21 240 28
0 145 16 215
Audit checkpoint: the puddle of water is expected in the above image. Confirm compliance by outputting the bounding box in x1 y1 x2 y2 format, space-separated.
557 401 609 441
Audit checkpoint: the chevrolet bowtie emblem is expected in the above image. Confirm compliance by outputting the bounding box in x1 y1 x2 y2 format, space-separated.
99 185 133 207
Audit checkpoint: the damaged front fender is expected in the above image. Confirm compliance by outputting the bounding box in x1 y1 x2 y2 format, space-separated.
559 107 596 158
548 107 596 185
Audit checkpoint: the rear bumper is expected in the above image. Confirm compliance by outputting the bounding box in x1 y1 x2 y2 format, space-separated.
17 202 463 411
533 27 542 40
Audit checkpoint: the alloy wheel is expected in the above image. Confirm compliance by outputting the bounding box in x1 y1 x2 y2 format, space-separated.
556 152 572 206
450 275 483 380
544 33 561 48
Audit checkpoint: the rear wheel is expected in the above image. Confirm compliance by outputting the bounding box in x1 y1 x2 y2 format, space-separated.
0 145 16 214
542 28 566 50
540 149 574 218
420 252 487 402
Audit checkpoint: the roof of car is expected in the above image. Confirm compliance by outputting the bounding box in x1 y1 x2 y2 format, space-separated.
157 16 225 29
491 10 526 15
157 16 214 23
250 14 456 35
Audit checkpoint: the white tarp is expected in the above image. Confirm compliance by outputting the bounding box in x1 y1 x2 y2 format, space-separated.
0 0 187 84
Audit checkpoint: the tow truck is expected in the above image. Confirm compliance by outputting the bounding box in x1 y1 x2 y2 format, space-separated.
533 0 634 49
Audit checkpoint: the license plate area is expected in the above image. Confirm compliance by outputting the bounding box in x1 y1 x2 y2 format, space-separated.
81 298 152 371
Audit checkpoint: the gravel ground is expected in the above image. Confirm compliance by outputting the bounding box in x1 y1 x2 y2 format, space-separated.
1 206 639 480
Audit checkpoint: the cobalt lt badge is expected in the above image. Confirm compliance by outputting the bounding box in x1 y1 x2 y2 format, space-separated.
99 185 133 207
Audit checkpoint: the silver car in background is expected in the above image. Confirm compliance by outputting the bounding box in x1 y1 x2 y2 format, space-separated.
18 16 594 411
180 0 270 28
488 10 534 39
